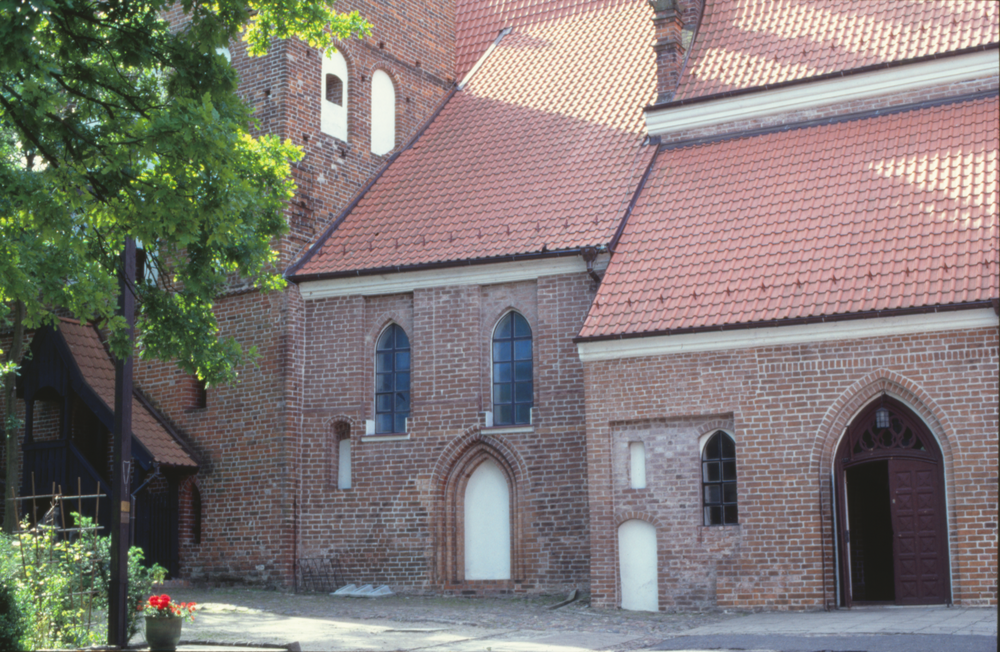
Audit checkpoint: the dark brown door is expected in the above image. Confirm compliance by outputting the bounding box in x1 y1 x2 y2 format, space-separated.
890 458 948 604
836 396 951 606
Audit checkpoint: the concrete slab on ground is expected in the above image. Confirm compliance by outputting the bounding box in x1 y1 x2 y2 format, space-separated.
653 633 998 652
674 605 997 637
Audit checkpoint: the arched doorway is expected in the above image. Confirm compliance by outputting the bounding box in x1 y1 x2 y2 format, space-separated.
618 519 658 612
835 397 950 606
464 460 511 580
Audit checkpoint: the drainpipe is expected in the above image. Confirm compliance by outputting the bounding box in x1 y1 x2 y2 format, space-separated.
581 247 602 284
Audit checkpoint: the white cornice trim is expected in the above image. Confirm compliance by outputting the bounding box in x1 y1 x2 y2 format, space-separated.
577 309 999 362
298 254 608 300
645 49 998 137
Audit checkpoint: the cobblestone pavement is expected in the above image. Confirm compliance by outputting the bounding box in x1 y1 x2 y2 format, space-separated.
140 588 998 652
153 588 736 651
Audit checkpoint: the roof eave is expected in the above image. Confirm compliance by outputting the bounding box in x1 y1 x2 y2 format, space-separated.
574 300 1000 344
288 247 593 284
645 42 1000 114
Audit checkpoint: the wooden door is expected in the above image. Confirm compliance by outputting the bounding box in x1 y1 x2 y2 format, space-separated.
889 458 948 604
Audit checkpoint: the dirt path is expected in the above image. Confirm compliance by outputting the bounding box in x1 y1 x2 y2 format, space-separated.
155 588 739 651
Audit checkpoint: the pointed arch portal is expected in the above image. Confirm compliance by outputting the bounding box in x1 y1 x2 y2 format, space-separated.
835 397 950 606
464 460 511 580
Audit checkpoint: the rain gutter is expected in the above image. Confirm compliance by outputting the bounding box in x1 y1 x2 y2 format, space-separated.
289 248 586 284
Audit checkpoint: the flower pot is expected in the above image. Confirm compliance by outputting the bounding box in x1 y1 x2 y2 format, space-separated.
144 616 183 652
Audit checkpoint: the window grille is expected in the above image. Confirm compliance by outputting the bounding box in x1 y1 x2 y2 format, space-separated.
492 312 532 425
702 431 738 525
375 324 410 434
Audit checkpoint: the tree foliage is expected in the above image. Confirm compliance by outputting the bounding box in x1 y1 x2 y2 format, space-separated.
0 0 370 382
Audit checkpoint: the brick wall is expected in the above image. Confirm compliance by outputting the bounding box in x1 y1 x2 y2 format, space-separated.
584 326 999 609
131 0 458 587
295 272 595 593
268 0 456 267
135 289 300 586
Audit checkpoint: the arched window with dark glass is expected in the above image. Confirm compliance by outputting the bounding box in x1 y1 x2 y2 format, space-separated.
375 324 410 434
702 431 738 525
325 74 343 105
492 312 532 426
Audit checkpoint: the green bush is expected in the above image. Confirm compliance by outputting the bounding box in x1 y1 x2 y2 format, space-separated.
0 555 26 651
0 513 166 649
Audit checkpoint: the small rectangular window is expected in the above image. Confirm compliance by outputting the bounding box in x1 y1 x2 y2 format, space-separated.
629 442 646 489
338 438 352 489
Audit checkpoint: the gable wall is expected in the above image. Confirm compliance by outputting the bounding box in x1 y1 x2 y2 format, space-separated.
584 325 999 610
295 271 595 592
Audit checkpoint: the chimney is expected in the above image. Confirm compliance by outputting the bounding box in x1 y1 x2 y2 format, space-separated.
649 0 686 104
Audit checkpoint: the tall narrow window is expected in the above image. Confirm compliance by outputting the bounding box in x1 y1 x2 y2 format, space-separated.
492 312 532 426
702 431 738 525
338 439 352 489
321 50 348 141
370 70 396 155
375 324 410 434
336 422 352 489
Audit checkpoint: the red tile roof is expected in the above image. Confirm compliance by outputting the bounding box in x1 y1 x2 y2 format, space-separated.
579 95 1000 339
455 0 635 78
58 320 197 468
295 0 656 277
674 0 999 101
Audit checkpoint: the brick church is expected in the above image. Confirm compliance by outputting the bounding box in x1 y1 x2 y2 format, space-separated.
4 0 997 611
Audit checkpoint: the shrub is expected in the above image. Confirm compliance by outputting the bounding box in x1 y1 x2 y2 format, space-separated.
0 513 167 648
0 549 26 652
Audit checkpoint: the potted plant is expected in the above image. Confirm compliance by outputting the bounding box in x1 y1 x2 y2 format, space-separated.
140 594 196 652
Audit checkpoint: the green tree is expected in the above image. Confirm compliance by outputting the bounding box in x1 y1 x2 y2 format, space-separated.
0 0 371 531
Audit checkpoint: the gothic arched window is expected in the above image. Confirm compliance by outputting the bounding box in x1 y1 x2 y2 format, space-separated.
492 312 532 426
375 324 410 434
702 431 738 525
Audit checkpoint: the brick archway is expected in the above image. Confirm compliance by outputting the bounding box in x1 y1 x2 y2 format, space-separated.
432 426 528 587
812 371 959 608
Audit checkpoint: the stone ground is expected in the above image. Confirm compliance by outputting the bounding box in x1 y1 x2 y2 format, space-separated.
132 588 998 652
141 588 733 651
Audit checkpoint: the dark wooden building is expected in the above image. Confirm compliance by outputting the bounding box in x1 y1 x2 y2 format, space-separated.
13 319 198 575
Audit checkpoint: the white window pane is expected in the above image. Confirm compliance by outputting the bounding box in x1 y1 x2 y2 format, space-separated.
338 438 351 489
